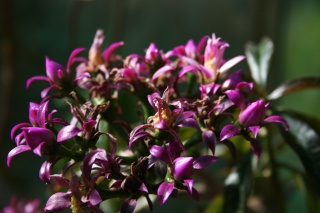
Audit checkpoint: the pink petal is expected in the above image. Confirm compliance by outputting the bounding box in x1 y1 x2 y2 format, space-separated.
202 130 217 154
7 145 32 167
57 125 82 142
157 182 174 205
263 115 289 130
102 41 124 62
23 127 56 149
40 84 59 98
220 55 245 74
220 124 241 141
183 179 200 201
185 40 196 58
83 120 97 133
89 189 102 206
39 160 52 183
44 192 71 212
37 101 49 128
176 118 200 131
149 145 171 164
248 138 262 158
151 65 175 82
178 65 199 78
225 90 246 111
249 126 261 138
33 141 46 157
138 183 149 193
45 56 66 82
67 47 86 70
10 122 31 139
184 178 194 195
26 76 50 88
193 155 218 170
50 174 70 188
172 157 194 180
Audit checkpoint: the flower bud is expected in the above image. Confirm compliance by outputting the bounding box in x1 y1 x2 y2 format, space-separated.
29 102 40 126
172 157 194 180
145 43 162 64
45 56 67 84
239 100 266 127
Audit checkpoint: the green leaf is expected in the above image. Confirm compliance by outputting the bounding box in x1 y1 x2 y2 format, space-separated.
245 37 273 88
222 153 253 213
267 77 320 100
279 110 320 195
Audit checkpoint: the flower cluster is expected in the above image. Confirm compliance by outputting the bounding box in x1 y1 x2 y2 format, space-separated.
8 29 288 212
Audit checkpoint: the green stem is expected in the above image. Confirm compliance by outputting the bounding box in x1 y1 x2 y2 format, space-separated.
56 145 84 161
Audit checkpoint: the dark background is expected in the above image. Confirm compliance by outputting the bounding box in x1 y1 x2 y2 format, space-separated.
1 0 320 212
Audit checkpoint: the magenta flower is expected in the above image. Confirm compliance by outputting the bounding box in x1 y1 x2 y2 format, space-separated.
178 34 245 84
8 101 66 166
27 48 85 99
150 145 218 204
45 172 103 213
145 43 163 64
75 30 124 97
124 55 150 77
168 36 207 60
81 148 124 187
220 99 289 157
57 100 109 147
204 34 245 81
129 88 200 154
239 100 289 137
57 119 97 142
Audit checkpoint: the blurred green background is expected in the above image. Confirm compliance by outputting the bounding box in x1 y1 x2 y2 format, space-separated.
1 0 320 212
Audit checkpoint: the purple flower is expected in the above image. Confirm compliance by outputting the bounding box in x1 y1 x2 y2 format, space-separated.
57 100 109 144
239 100 267 127
88 29 124 68
168 36 207 60
75 30 124 97
157 182 175 205
145 43 164 66
27 48 85 99
124 55 150 77
57 119 96 142
220 99 289 157
172 157 194 180
178 34 245 84
81 148 124 187
150 145 218 204
239 99 289 136
129 88 200 154
221 70 243 90
204 34 245 81
148 88 200 131
8 101 66 166
45 173 103 213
